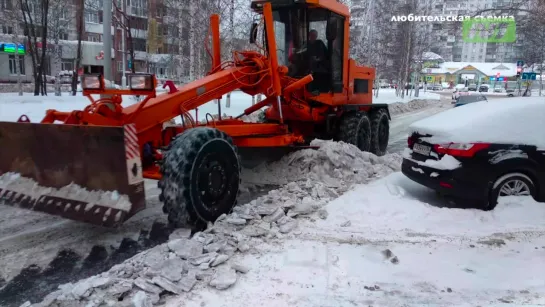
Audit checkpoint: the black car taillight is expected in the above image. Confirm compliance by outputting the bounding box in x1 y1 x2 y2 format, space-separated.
433 143 491 158
407 136 416 149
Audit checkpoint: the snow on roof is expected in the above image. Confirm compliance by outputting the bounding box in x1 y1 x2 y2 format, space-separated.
422 52 443 61
424 62 518 77
409 97 545 148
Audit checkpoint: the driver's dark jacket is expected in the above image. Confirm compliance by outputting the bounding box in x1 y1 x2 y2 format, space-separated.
307 40 328 72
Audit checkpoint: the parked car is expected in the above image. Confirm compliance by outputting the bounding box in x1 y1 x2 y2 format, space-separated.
478 84 489 92
452 88 469 103
455 84 466 90
507 89 516 97
432 84 442 91
493 86 504 93
468 84 478 91
453 93 487 107
402 97 545 210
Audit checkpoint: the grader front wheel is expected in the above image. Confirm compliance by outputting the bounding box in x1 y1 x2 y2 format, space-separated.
158 127 241 228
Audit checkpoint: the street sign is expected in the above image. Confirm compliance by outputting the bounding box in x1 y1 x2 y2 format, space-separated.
496 72 500 77
517 60 524 67
490 77 496 81
521 72 537 80
498 77 504 81
426 76 434 82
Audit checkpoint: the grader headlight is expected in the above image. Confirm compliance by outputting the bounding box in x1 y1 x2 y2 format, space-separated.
81 74 103 90
128 74 155 91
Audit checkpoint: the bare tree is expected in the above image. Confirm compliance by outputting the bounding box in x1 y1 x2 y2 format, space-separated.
17 0 51 95
48 0 73 95
112 0 136 74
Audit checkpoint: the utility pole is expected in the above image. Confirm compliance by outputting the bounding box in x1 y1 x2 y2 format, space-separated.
121 0 126 88
103 0 113 83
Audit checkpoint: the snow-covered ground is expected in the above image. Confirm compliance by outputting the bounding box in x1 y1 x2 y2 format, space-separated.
24 139 545 307
372 88 440 104
0 89 439 123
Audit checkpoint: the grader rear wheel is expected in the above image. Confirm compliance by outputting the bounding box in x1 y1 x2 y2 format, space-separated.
336 111 371 152
158 127 241 228
370 108 390 156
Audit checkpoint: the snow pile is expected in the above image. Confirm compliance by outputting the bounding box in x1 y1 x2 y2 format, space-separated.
307 172 545 239
161 173 545 306
371 89 441 105
388 99 441 116
25 180 338 307
409 97 545 148
242 139 402 188
26 141 404 307
0 172 132 212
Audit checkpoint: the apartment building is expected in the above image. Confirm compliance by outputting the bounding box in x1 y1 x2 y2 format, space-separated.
0 0 190 84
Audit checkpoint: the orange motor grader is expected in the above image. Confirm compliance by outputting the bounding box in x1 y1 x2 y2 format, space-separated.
0 0 390 228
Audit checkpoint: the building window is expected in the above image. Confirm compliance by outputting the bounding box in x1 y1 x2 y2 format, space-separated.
128 0 147 17
117 61 124 72
133 38 146 51
87 33 102 42
59 31 68 40
2 25 13 34
9 55 25 75
61 60 73 71
85 10 99 23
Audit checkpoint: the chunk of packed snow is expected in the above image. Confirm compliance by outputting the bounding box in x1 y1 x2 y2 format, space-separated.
420 154 461 170
409 97 545 148
0 172 133 211
242 139 402 186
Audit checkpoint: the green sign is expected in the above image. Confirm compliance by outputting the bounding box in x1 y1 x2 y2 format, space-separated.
0 43 25 55
462 18 516 43
521 72 537 80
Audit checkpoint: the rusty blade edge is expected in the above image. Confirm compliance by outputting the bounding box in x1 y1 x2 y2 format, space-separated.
0 188 130 227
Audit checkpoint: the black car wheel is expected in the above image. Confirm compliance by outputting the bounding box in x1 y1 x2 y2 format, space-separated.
485 172 536 210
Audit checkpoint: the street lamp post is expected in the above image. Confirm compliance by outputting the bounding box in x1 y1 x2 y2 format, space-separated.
121 0 126 88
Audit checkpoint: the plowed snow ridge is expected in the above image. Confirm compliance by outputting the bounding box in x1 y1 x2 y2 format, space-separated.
27 140 403 307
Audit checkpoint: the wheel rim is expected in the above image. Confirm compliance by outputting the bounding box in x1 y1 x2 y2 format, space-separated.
197 153 228 211
498 179 531 196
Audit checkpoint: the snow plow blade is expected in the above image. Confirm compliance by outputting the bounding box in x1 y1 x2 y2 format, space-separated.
0 122 146 227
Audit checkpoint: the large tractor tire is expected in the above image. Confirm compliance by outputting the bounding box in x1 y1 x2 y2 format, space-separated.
336 111 371 152
370 108 390 156
158 127 241 228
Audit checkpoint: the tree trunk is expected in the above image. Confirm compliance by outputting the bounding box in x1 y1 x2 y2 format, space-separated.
188 0 197 81
54 42 61 96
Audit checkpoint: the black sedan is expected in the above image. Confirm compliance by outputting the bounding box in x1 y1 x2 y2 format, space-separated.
401 97 545 210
